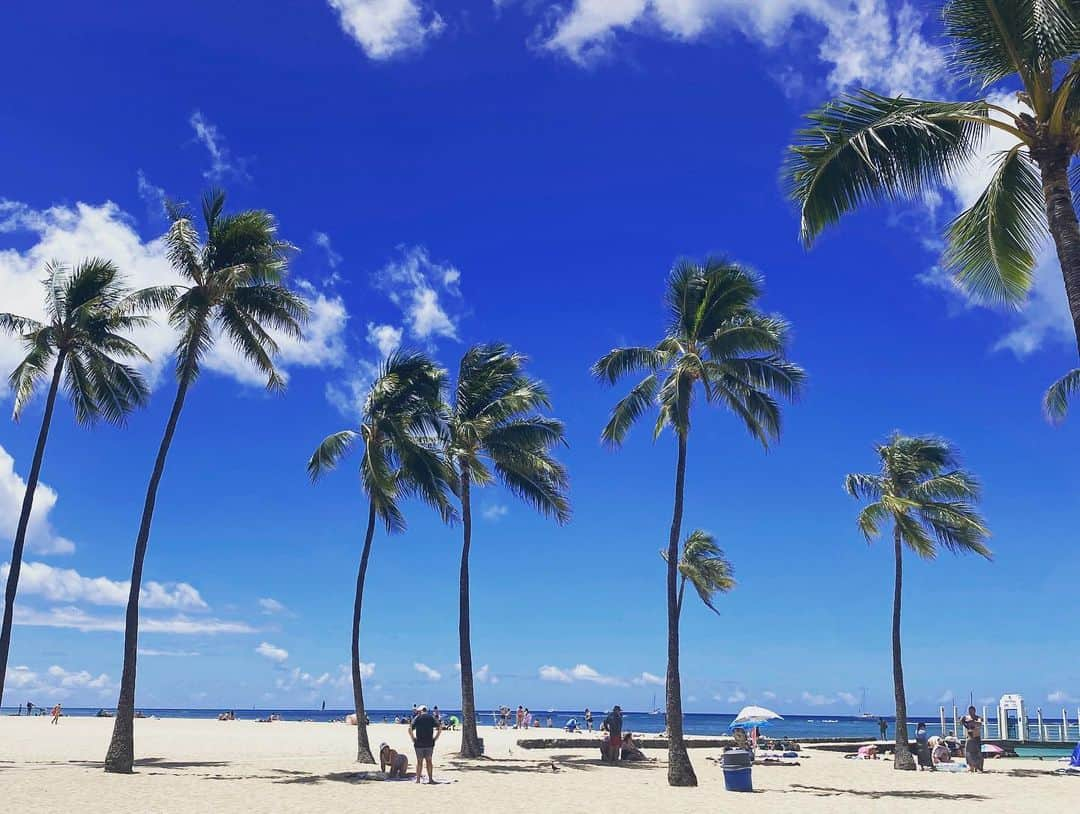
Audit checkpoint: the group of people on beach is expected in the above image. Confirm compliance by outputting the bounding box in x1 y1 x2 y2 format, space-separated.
493 705 552 729
911 707 985 773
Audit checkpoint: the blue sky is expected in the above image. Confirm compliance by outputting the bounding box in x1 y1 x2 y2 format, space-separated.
1 0 1078 717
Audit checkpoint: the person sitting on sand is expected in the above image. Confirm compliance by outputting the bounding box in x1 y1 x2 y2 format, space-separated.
932 739 952 766
732 727 750 751
379 742 410 778
565 717 578 733
620 733 652 762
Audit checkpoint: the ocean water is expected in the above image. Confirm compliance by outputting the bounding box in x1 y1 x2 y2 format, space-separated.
4 707 960 739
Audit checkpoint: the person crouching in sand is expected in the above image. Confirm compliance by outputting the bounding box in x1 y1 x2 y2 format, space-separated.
379 743 409 778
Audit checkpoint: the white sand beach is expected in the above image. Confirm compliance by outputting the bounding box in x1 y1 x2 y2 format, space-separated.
3 717 1076 813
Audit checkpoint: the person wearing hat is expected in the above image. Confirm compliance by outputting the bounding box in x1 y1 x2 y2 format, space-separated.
379 741 409 778
409 704 441 783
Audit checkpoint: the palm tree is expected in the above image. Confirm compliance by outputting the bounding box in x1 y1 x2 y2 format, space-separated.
0 259 165 707
446 343 569 758
844 433 991 770
593 258 804 786
307 350 455 763
104 191 308 773
664 529 735 624
785 3 1080 364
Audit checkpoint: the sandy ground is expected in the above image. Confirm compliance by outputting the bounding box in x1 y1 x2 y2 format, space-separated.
2 717 1076 813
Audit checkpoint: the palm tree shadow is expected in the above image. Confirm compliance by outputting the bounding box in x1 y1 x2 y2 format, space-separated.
785 784 988 801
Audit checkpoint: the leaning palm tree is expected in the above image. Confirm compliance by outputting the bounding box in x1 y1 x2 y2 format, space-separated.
447 343 569 758
845 433 991 771
593 258 804 786
785 2 1080 370
0 259 166 707
104 191 308 773
664 529 735 625
307 350 455 763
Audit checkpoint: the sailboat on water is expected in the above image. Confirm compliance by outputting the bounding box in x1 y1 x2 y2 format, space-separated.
858 687 875 719
650 693 662 715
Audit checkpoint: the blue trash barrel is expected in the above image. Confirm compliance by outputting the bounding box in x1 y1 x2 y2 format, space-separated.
722 749 753 792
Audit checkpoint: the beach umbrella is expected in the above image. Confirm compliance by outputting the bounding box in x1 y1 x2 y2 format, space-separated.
732 706 783 727
981 743 1005 755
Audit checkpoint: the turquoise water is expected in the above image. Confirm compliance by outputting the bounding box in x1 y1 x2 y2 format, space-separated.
3 707 960 740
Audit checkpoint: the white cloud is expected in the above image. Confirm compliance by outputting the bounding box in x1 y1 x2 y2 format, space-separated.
327 0 445 59
539 665 571 683
1 561 207 610
1048 690 1079 704
414 662 442 680
761 690 777 700
6 664 115 699
326 245 462 418
937 689 955 704
256 642 289 662
189 110 249 183
0 199 349 396
481 504 509 522
136 170 168 221
313 232 343 270
801 691 835 706
539 0 943 96
258 597 287 615
14 605 255 634
539 663 628 686
137 648 200 657
724 689 747 704
631 671 663 687
837 691 859 706
375 246 463 342
0 446 75 555
476 664 499 684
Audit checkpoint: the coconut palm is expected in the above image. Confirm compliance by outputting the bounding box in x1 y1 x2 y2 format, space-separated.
307 350 455 763
784 2 1080 366
0 259 167 707
446 343 569 758
593 258 804 786
104 191 308 773
844 433 991 771
663 529 735 623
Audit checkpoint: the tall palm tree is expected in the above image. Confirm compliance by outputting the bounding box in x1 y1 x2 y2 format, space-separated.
844 433 991 770
307 350 455 763
593 258 804 786
784 3 1080 367
664 529 735 624
104 191 308 773
446 343 569 758
0 259 166 707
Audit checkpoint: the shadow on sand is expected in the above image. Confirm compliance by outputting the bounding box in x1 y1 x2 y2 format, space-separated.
782 784 988 801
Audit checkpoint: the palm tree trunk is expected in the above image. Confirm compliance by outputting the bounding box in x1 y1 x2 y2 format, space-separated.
457 468 482 758
891 525 915 771
104 374 191 773
665 434 696 787
350 502 377 763
1035 146 1080 356
0 352 65 708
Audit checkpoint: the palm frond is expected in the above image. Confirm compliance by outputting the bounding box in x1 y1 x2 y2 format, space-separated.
600 374 658 447
666 529 735 615
307 430 359 481
8 327 55 421
83 350 149 426
591 346 667 384
63 348 98 426
218 303 284 391
0 312 44 336
785 92 990 245
944 146 1044 305
1044 368 1080 423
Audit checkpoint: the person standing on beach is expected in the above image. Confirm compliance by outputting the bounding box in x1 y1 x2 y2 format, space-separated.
603 706 623 763
51 704 61 724
26 701 33 716
878 717 888 740
584 708 593 732
961 706 984 773
409 705 441 784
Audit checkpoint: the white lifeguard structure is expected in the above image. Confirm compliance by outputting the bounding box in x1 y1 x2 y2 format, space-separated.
997 693 1027 741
